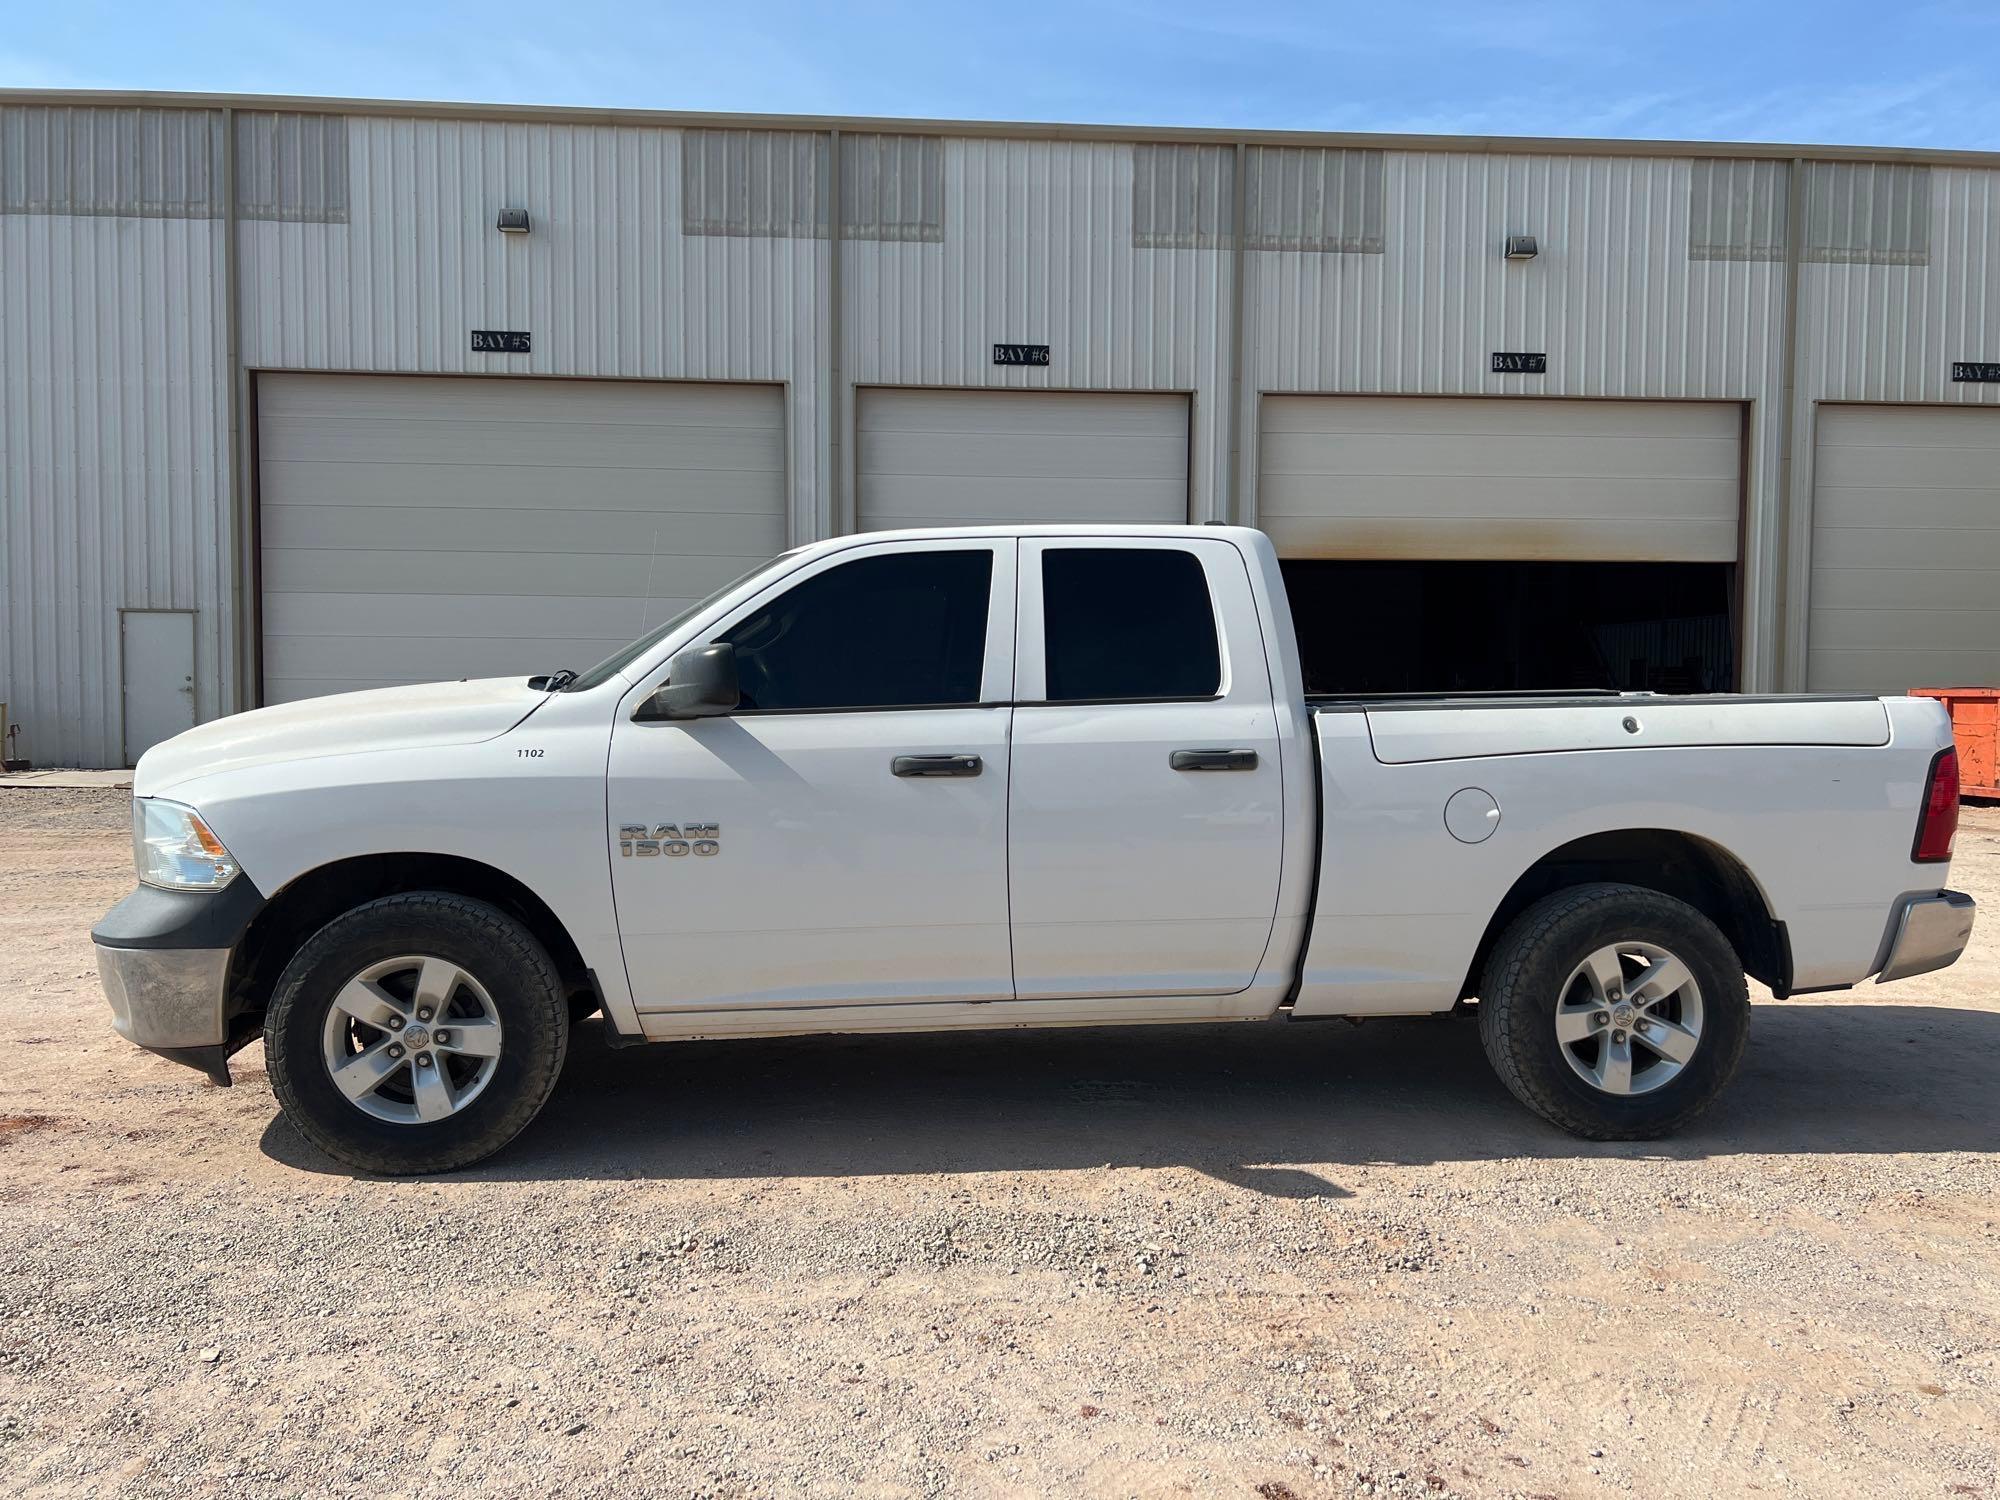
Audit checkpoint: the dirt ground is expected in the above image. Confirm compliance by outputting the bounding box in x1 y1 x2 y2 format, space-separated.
1 789 1996 1500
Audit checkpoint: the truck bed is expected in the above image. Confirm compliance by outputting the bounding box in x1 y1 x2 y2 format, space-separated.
1291 691 1953 1017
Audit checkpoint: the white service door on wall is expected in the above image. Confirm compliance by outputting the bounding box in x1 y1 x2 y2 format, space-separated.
257 373 787 704
1258 396 1743 561
121 610 196 764
1808 404 2000 693
855 388 1190 531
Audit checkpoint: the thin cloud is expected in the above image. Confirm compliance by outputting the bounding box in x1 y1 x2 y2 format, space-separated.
1294 69 1990 150
0 47 112 90
1095 1 1398 57
1426 3 1632 65
0 4 1992 153
1689 72 1981 146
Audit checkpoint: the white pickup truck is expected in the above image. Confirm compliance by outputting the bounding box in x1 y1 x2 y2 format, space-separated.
94 525 1975 1174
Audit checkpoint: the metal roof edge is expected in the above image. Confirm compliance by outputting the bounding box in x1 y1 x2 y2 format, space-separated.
4 87 1999 168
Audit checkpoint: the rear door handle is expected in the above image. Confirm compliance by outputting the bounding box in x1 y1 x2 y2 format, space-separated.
1169 748 1259 772
892 753 983 778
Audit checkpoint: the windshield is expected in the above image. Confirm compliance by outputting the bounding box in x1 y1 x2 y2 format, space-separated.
562 552 802 692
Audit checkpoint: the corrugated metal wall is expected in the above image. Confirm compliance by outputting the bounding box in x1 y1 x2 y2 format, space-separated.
1245 150 1791 679
1783 165 2000 686
1249 153 1787 395
1796 167 2000 401
6 95 2000 759
842 138 1233 522
237 115 830 551
1 107 232 768
1 105 225 218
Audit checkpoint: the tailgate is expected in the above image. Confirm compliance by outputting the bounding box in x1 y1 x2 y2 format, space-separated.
1364 696 1891 765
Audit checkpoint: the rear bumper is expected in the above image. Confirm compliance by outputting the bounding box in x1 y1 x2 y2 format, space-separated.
1876 890 1976 985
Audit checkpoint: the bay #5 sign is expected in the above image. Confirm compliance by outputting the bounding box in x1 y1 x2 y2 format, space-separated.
471 329 532 354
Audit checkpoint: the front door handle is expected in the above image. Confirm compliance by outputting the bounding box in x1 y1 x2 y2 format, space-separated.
1169 748 1259 772
892 753 983 778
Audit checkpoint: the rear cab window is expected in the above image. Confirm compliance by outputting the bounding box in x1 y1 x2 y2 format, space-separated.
1039 547 1222 703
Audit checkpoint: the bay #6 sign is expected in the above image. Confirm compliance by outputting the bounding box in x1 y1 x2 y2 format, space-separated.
993 343 1051 366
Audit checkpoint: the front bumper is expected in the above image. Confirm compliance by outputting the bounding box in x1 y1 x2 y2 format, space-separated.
1876 890 1976 985
96 944 236 1080
92 878 265 1084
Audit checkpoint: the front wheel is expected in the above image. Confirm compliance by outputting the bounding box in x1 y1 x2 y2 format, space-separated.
1477 883 1749 1139
265 893 569 1174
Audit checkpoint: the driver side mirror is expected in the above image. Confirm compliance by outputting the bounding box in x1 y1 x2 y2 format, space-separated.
640 642 740 721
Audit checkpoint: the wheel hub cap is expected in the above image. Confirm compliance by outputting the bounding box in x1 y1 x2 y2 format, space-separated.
319 955 503 1126
1553 940 1705 1097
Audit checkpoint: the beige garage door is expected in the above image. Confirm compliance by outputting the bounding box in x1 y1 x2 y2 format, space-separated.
856 388 1189 531
258 374 786 703
1259 396 1742 561
1808 405 2000 693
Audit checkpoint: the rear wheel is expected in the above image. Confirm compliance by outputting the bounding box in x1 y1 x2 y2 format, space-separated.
265 893 569 1174
1477 883 1749 1139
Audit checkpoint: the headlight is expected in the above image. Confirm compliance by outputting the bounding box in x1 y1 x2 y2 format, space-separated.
133 798 240 890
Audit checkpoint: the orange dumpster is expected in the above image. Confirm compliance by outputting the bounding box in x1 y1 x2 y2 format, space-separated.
1912 687 2000 801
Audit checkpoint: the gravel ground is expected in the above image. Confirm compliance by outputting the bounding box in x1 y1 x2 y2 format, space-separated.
2 787 1997 1499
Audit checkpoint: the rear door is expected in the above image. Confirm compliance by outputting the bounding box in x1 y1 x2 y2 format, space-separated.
1007 537 1286 998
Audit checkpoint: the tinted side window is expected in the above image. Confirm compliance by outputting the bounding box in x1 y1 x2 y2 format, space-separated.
720 550 992 712
1042 548 1221 702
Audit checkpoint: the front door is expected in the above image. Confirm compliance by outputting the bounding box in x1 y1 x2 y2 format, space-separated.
608 538 1016 1015
1007 537 1286 998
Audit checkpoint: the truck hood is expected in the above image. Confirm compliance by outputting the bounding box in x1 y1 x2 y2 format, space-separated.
134 678 552 796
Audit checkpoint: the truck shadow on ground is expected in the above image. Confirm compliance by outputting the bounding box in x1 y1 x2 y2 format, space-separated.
261 1001 2000 1192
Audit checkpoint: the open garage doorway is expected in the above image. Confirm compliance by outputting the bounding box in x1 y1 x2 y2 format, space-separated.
1281 560 1737 696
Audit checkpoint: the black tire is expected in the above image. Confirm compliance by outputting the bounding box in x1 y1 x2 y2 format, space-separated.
1477 882 1749 1140
265 893 569 1175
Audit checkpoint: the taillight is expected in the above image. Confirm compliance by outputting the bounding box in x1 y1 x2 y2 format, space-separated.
1913 747 1960 864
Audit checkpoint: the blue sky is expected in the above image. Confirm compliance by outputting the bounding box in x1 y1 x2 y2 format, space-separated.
5 1 1997 149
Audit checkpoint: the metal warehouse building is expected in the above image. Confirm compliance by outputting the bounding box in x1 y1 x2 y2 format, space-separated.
4 91 1999 767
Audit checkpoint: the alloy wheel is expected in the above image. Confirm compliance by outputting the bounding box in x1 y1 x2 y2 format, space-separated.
1554 940 1705 1096
319 955 504 1124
